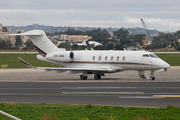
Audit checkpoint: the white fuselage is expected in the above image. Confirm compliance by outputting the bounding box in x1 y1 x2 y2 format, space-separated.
37 50 170 73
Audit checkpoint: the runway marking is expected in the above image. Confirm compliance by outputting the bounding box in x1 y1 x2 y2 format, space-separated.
119 96 164 99
153 95 180 98
1 87 180 90
0 93 63 96
61 87 138 89
150 93 180 95
0 87 137 89
62 91 144 95
76 87 137 89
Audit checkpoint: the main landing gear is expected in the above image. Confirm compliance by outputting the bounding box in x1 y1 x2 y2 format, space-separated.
80 72 105 80
94 74 101 80
80 75 87 80
80 72 89 80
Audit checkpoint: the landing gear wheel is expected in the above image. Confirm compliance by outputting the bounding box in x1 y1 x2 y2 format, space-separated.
80 75 87 80
150 76 155 81
94 75 101 80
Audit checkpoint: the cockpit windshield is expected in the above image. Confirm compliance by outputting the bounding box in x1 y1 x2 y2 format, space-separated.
143 54 149 57
149 54 159 58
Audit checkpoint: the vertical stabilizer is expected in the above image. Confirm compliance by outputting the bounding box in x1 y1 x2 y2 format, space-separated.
9 30 65 56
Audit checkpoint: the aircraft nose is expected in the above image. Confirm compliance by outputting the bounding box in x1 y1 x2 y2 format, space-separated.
164 62 170 69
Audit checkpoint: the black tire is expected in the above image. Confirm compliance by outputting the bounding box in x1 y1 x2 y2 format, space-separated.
150 76 155 81
94 75 101 80
80 75 87 80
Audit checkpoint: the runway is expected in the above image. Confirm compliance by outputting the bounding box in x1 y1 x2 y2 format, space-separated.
0 67 180 107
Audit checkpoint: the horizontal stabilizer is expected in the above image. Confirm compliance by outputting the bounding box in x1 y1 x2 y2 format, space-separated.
18 57 34 68
8 30 43 36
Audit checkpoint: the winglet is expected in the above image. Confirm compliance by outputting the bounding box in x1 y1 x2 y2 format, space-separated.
18 57 34 68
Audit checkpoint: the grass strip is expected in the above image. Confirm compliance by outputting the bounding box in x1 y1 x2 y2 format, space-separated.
0 103 180 120
157 54 180 66
0 54 59 68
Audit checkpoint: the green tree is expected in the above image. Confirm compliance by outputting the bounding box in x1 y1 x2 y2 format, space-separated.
72 44 79 50
24 39 34 50
106 44 114 50
86 29 102 39
0 39 13 50
115 44 124 50
174 30 180 39
62 29 86 35
63 29 76 35
0 40 7 49
5 39 13 49
94 45 105 50
101 30 111 46
86 29 110 47
101 30 111 40
133 34 145 46
15 31 23 48
58 42 71 50
120 38 132 47
113 29 129 39
175 46 180 51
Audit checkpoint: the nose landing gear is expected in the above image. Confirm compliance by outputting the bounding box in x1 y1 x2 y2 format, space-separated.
138 70 156 81
150 76 155 81
150 70 155 81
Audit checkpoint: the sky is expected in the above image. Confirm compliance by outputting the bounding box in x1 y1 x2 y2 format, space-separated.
1 0 180 32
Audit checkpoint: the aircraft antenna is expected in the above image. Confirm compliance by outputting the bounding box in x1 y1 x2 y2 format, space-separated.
141 19 153 44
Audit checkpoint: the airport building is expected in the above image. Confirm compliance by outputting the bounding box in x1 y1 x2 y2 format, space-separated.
48 34 93 46
0 23 29 49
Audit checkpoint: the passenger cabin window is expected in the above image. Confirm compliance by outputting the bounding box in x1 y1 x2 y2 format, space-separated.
149 54 159 58
93 56 95 60
123 56 125 61
111 56 113 61
99 56 101 60
143 54 149 57
105 56 107 61
117 56 119 61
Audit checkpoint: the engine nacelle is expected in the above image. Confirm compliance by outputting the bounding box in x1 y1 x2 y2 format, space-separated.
46 51 74 62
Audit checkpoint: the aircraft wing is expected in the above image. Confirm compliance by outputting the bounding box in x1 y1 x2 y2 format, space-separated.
37 67 108 72
18 57 108 72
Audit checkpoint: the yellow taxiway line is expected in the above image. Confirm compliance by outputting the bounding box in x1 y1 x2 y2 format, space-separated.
153 95 180 98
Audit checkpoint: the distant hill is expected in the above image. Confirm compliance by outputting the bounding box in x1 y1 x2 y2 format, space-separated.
7 24 159 36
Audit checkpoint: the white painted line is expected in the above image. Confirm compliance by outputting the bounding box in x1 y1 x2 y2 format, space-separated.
119 96 164 99
0 110 21 120
62 91 144 95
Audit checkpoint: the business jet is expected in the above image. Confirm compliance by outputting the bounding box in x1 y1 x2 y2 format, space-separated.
10 30 170 81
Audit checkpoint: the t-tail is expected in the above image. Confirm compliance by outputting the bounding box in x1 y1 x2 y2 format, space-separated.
9 30 65 56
